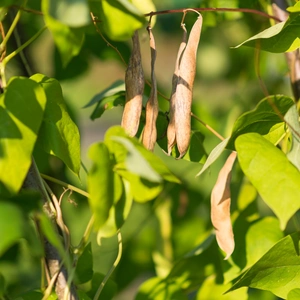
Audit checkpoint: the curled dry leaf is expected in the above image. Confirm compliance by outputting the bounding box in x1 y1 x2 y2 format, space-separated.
142 26 159 151
211 151 237 260
175 15 203 158
121 31 144 137
167 24 187 155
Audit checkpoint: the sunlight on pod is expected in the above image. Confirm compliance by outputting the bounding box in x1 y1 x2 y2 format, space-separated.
121 31 144 137
211 151 237 260
142 26 159 151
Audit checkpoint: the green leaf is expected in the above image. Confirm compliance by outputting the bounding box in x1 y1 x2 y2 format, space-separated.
288 288 300 300
287 1 300 13
93 0 146 41
0 273 4 297
196 276 248 300
47 0 90 27
31 74 81 175
104 126 180 184
84 80 126 120
135 277 188 300
75 243 93 284
244 217 283 268
227 95 293 149
42 0 85 66
235 14 300 53
0 201 24 256
113 136 162 182
84 80 125 108
196 137 229 176
88 143 114 230
87 273 117 300
235 133 300 229
284 104 300 170
0 77 46 196
228 233 300 299
182 131 207 163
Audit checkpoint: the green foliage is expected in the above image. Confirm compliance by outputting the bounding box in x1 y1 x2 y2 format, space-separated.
1 0 300 299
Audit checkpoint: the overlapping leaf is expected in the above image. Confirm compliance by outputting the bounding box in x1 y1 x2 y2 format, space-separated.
31 74 81 175
235 133 300 229
227 95 293 149
228 233 300 299
0 77 46 195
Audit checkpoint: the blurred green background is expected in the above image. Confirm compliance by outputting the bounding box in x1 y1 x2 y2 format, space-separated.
1 0 293 299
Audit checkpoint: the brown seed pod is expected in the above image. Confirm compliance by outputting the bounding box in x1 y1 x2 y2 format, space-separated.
142 26 159 151
121 31 144 137
211 151 236 260
167 24 187 155
175 15 203 158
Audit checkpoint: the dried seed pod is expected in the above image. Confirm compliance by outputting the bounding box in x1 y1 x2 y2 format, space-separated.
121 31 144 137
167 24 187 155
175 15 203 158
211 151 236 260
142 26 159 151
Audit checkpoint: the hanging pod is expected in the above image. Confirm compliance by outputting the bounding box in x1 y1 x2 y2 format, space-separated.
167 24 187 155
121 31 144 137
142 26 159 151
167 14 203 158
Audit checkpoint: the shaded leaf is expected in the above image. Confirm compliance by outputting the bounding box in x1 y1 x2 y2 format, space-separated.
227 95 293 149
87 273 117 300
31 74 81 175
235 133 300 229
235 13 300 53
211 152 236 259
88 143 114 230
0 77 46 196
228 233 300 299
42 0 85 66
75 243 93 284
284 104 300 170
0 201 25 256
182 131 207 163
196 137 229 177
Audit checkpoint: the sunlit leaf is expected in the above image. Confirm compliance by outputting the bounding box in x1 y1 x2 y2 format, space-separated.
42 0 85 66
91 0 146 41
284 104 300 170
287 1 300 13
227 95 293 149
47 0 90 27
88 142 114 230
31 74 81 175
0 77 46 196
235 13 300 53
196 137 230 176
288 288 300 300
228 233 300 299
236 133 300 229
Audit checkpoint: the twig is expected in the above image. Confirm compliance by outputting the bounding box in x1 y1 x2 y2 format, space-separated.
191 112 225 141
93 231 123 300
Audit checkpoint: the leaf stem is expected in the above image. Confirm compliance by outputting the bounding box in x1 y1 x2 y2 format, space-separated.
41 174 90 198
93 231 123 300
191 112 225 141
2 25 46 66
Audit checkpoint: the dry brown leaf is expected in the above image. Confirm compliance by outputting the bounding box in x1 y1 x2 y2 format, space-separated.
211 151 237 260
167 24 187 155
175 15 203 158
142 26 159 151
121 31 144 137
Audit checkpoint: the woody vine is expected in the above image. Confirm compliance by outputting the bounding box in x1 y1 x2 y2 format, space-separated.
1 1 300 300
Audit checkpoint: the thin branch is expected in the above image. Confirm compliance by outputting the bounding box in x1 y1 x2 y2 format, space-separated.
145 7 281 22
191 112 225 141
41 174 90 198
93 231 123 300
